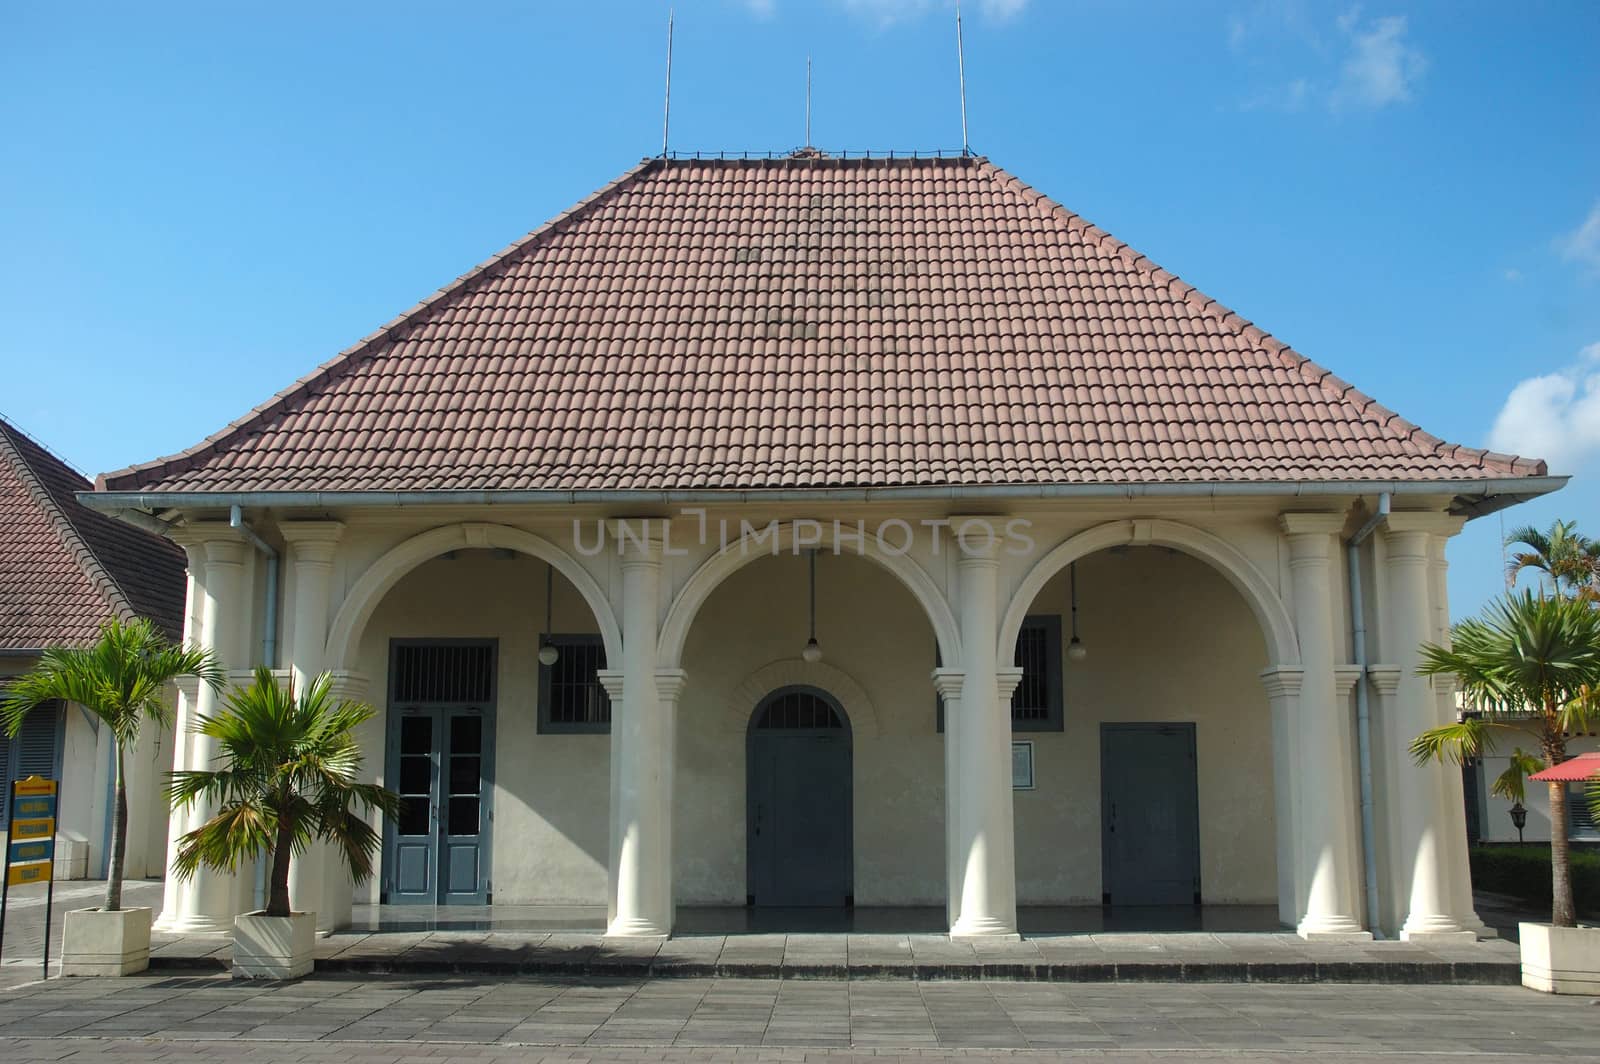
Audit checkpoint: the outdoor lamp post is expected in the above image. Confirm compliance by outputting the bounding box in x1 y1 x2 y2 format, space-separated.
1509 801 1527 846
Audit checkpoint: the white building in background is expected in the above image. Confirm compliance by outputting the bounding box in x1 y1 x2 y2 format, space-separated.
83 153 1564 940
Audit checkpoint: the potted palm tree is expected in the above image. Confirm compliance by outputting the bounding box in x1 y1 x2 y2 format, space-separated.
168 665 397 979
1410 589 1600 993
1 618 222 976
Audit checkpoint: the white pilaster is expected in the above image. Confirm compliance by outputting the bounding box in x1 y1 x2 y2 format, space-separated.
604 519 674 937
281 521 345 933
1259 665 1305 928
1279 514 1371 940
947 517 1019 939
157 531 248 933
1382 513 1475 944
155 538 206 931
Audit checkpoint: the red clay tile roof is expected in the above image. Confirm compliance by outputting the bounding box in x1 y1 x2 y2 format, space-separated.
99 155 1546 495
1 419 186 649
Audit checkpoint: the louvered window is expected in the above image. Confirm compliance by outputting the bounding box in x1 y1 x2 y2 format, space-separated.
936 615 1063 732
1 700 64 827
755 689 844 730
538 635 610 733
1571 783 1600 841
391 642 495 704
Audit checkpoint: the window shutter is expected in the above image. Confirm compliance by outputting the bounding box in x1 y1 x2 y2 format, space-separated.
1 701 63 826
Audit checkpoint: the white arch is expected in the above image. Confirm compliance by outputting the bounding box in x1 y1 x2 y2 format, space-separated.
324 522 623 669
726 658 881 737
998 518 1300 667
657 521 962 670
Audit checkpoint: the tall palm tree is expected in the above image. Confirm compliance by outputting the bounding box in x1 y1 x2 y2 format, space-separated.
1 618 223 912
1410 590 1600 927
1505 519 1600 601
168 667 399 918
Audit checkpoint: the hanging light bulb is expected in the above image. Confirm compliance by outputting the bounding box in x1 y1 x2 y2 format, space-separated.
801 549 823 663
539 562 560 666
1067 560 1088 662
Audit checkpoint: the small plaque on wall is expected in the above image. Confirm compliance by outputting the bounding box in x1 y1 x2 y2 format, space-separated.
1012 740 1035 790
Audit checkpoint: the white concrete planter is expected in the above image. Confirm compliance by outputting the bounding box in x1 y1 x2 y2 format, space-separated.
233 911 316 980
1520 921 1600 994
60 906 152 976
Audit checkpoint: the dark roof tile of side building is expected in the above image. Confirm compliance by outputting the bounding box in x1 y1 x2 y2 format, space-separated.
98 154 1545 495
1 418 186 649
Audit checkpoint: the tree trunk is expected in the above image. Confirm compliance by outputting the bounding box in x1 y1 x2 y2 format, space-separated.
266 816 295 918
1549 778 1575 927
104 744 127 913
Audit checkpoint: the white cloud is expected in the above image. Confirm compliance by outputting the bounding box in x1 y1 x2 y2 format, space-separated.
977 0 1027 20
741 0 778 17
1503 268 1523 282
833 0 1027 27
1557 200 1600 270
1331 13 1426 110
1488 342 1600 473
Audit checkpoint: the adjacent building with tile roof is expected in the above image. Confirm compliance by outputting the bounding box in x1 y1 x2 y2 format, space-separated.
83 153 1563 943
1 416 184 881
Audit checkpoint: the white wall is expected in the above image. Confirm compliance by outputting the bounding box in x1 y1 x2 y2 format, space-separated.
1474 733 1600 844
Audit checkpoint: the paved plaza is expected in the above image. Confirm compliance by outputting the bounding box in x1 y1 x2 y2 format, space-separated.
0 972 1595 1061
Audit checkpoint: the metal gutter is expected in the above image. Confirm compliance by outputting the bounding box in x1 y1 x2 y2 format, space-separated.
229 505 279 669
79 476 1567 514
1346 491 1391 938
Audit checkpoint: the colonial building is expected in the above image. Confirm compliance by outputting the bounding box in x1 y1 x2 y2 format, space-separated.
86 153 1562 940
1 417 185 880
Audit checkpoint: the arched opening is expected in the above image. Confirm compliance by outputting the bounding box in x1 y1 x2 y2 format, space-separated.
673 548 945 920
746 687 853 908
344 534 617 914
1002 526 1288 930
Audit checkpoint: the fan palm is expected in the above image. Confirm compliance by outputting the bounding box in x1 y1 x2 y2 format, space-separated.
1506 519 1600 602
1 618 223 912
168 666 399 918
1410 590 1600 927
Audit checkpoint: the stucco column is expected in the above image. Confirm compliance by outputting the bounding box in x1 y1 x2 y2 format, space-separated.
947 517 1019 939
1427 535 1489 937
603 519 674 937
1259 666 1304 928
157 533 248 933
1279 514 1371 940
155 538 206 930
1382 513 1475 943
933 668 965 928
282 521 345 933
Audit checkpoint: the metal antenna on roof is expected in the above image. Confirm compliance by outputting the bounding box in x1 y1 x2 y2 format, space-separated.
955 1 970 155
661 8 675 157
805 54 812 147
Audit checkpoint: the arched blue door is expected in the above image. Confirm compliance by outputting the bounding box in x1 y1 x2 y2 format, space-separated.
746 687 853 907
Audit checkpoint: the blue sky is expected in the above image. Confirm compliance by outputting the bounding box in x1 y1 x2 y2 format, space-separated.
3 1 1596 618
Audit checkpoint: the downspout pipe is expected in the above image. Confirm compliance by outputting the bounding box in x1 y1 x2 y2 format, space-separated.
229 505 279 670
1346 491 1391 937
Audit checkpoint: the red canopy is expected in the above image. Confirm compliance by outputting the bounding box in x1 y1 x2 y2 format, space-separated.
1529 751 1600 782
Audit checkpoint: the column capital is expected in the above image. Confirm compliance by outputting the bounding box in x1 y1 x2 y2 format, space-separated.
326 669 371 703
203 537 248 567
280 520 345 564
654 668 687 703
1383 512 1466 539
996 666 1024 702
1259 665 1305 699
596 668 626 701
948 515 1005 562
1279 512 1347 538
931 667 965 701
174 674 203 701
1432 673 1459 701
1367 664 1403 695
1334 665 1364 697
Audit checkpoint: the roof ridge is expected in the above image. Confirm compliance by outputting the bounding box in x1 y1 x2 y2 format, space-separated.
0 419 140 628
98 156 665 492
973 159 1547 479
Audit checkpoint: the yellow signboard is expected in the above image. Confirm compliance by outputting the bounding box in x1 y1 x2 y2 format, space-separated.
8 819 53 841
6 862 52 887
13 776 57 797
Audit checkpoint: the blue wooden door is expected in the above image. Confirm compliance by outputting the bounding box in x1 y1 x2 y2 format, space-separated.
1100 723 1201 906
385 708 440 903
746 688 853 907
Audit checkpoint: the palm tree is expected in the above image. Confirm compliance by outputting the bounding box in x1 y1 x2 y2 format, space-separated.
1 618 223 912
1410 590 1600 927
1506 519 1600 601
168 666 399 918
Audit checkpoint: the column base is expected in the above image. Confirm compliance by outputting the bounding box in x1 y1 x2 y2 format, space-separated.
152 913 236 935
949 915 1020 940
605 917 670 939
1297 915 1374 942
1399 915 1478 945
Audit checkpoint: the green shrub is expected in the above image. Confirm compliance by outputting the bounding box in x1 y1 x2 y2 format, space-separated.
1470 845 1600 914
